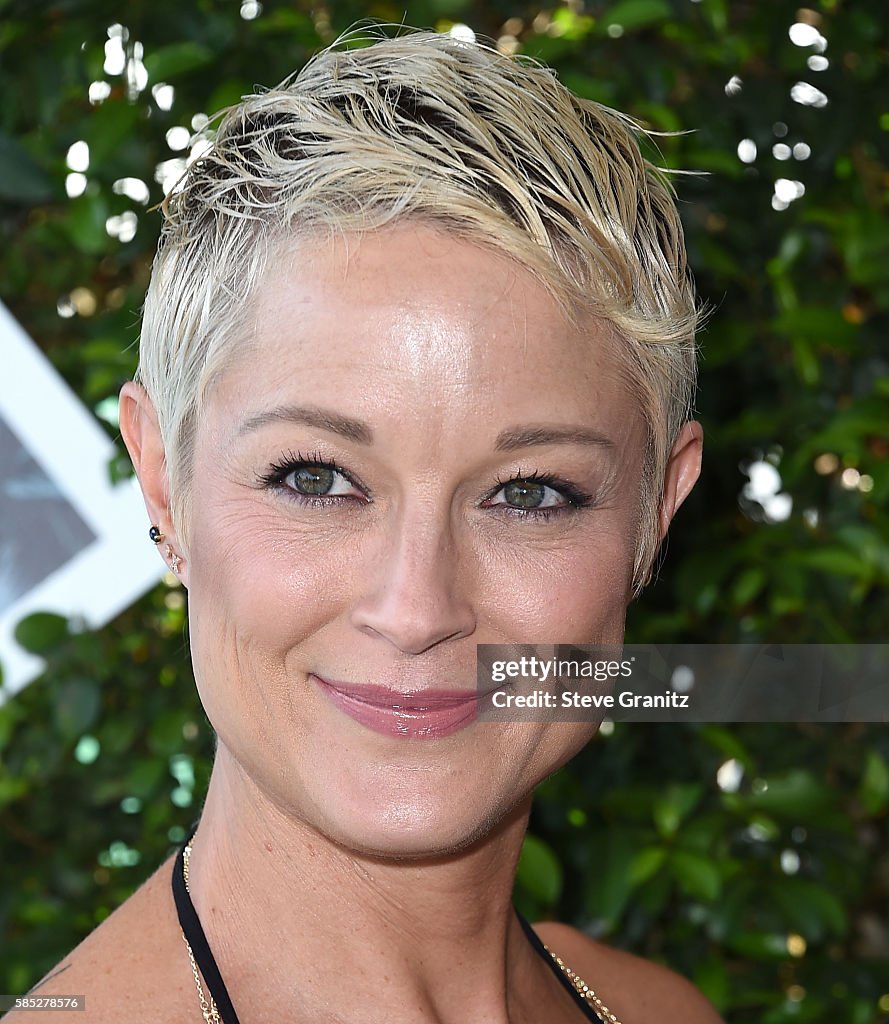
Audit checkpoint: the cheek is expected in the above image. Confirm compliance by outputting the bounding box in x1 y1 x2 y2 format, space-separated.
183 498 365 733
189 500 356 642
477 526 635 642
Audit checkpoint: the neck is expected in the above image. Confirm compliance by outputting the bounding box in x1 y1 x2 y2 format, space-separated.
186 745 545 1024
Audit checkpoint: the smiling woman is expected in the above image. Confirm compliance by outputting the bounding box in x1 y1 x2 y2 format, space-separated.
7 24 717 1024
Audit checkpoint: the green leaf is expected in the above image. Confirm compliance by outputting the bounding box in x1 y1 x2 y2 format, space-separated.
694 956 730 1011
0 132 54 203
549 8 595 41
84 100 142 167
654 782 704 838
859 749 889 815
582 826 641 925
669 850 721 901
205 79 252 116
65 192 111 255
788 548 870 580
770 879 847 939
731 567 767 606
729 930 791 959
745 770 833 818
600 0 672 32
791 335 821 386
772 306 858 350
628 845 667 885
53 678 101 739
124 757 168 800
14 612 69 654
143 42 215 81
698 725 751 765
677 814 724 853
516 833 563 906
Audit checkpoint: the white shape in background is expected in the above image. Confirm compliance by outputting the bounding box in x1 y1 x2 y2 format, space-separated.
841 467 861 490
793 142 812 160
65 173 87 198
671 665 695 693
716 758 744 793
808 55 829 71
773 143 792 160
765 493 792 521
152 83 175 111
746 822 771 842
155 158 187 195
449 24 477 43
775 178 806 203
165 126 191 151
104 28 126 76
188 138 213 165
788 23 819 47
737 138 757 163
772 178 806 209
66 141 90 172
741 459 793 522
791 82 828 107
93 396 120 427
781 849 801 874
105 211 138 243
112 177 150 204
725 75 743 96
240 0 262 18
0 300 165 700
89 81 112 105
126 40 149 98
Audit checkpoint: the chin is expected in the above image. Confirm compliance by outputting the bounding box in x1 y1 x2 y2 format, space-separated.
298 771 524 862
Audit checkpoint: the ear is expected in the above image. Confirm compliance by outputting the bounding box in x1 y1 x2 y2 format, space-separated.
656 420 703 545
119 381 187 583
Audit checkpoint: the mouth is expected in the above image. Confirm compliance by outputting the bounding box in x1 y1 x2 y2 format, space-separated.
310 674 487 739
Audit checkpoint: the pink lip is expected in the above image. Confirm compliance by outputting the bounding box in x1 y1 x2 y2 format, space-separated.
311 674 483 739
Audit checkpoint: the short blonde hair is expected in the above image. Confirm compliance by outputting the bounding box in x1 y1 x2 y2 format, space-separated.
137 24 699 593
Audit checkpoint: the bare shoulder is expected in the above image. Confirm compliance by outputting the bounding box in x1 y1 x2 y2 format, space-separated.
533 921 724 1024
3 852 193 1024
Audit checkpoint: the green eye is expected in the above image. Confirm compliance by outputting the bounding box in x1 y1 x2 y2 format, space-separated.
503 480 546 508
293 465 335 495
486 473 593 516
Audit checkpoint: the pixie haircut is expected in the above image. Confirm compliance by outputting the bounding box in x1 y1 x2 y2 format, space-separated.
137 25 699 594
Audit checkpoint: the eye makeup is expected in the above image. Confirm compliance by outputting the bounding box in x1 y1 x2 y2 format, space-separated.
256 450 598 521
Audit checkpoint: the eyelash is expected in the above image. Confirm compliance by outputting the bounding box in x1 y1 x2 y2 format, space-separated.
256 451 595 520
256 450 365 507
485 469 595 520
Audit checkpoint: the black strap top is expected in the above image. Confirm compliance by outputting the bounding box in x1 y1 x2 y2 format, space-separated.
172 836 605 1023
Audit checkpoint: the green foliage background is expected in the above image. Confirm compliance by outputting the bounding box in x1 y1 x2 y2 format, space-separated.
1 1 888 1021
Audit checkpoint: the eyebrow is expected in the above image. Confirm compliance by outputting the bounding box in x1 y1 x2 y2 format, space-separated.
238 404 374 444
238 404 615 453
494 425 616 452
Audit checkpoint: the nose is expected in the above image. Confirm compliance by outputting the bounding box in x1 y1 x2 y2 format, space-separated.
349 506 477 655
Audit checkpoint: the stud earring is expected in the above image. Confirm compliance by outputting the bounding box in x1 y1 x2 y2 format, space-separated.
149 524 165 544
165 544 181 575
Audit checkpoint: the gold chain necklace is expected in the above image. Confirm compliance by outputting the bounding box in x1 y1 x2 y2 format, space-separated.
541 943 623 1024
180 840 622 1024
181 840 222 1024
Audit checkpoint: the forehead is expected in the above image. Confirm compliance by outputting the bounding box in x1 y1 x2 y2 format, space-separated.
209 223 641 447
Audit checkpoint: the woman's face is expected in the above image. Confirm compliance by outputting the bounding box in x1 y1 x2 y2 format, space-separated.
178 223 687 857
